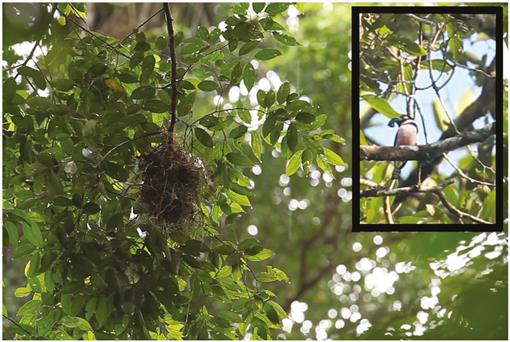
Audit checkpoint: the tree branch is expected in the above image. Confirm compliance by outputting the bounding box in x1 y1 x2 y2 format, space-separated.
360 122 495 161
360 180 454 198
2 314 33 337
433 189 492 224
163 3 177 139
394 65 496 204
56 8 131 59
284 235 406 310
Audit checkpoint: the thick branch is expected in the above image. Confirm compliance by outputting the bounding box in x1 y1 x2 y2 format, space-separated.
361 122 495 161
163 3 178 138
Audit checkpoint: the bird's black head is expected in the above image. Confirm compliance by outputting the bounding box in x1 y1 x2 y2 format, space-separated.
387 114 413 127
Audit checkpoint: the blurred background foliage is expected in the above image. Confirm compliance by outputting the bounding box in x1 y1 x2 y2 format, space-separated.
3 2 508 340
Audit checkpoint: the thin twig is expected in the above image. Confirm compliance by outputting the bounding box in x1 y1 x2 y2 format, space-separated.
442 153 495 187
384 195 394 224
96 131 161 167
360 180 455 198
2 314 33 337
163 3 178 139
117 8 165 47
56 7 131 59
446 59 495 78
406 13 436 26
13 41 40 78
433 190 492 224
360 178 379 187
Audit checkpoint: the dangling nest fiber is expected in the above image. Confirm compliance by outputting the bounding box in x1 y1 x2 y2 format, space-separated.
138 138 203 227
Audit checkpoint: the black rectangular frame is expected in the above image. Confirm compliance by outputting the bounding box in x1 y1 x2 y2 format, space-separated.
352 6 504 232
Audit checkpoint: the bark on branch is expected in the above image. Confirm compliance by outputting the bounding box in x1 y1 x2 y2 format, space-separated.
360 122 495 161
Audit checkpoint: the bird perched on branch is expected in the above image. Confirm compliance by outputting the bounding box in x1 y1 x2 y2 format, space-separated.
388 114 418 179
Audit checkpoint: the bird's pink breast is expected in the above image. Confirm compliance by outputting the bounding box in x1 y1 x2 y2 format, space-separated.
395 124 417 146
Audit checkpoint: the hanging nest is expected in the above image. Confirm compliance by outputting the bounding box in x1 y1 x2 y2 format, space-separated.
138 135 204 228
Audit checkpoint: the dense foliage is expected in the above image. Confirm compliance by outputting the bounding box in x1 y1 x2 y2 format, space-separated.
3 3 508 341
3 3 344 339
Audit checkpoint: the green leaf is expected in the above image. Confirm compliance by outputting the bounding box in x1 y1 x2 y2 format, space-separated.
266 300 286 320
155 36 167 50
195 128 214 148
239 237 260 251
215 243 236 255
17 299 41 317
270 123 283 145
246 248 274 261
177 92 196 116
228 190 251 207
198 80 219 92
239 41 259 55
323 147 345 166
362 95 402 118
82 202 100 214
231 62 243 84
288 99 311 111
273 32 298 46
181 37 205 54
61 293 73 315
391 37 427 56
317 154 333 175
257 90 266 106
257 266 288 283
143 99 168 113
118 71 139 83
242 63 256 91
295 112 315 123
255 48 282 61
286 150 303 176
131 86 156 99
251 131 263 160
61 316 93 331
265 3 289 15
52 79 74 91
229 125 248 139
277 82 290 104
95 295 111 327
87 63 108 78
264 90 275 108
253 3 265 13
14 287 31 298
142 55 156 76
260 17 285 31
286 123 298 151
27 96 51 111
262 116 276 137
226 152 252 168
449 36 463 60
22 223 43 248
5 221 18 247
18 66 46 90
135 41 150 52
229 183 251 196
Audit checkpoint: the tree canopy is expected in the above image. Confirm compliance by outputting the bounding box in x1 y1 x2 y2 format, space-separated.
3 3 508 341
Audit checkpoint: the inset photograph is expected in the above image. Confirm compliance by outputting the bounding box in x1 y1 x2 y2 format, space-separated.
353 7 503 230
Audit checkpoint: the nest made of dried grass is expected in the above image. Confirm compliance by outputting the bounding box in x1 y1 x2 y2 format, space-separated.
138 138 204 228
